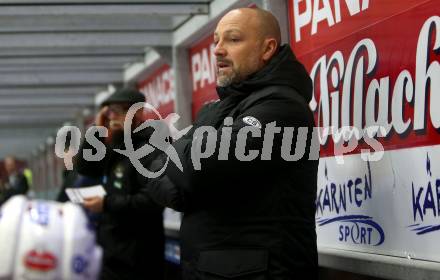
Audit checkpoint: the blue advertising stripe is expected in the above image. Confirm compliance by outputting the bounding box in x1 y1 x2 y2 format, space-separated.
407 223 421 228
317 215 372 226
416 224 440 235
411 225 433 231
316 217 330 223
317 215 385 246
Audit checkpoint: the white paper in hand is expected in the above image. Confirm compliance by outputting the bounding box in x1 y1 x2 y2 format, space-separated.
65 185 106 203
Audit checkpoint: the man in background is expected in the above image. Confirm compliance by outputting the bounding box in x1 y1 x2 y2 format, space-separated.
0 156 29 205
75 88 165 280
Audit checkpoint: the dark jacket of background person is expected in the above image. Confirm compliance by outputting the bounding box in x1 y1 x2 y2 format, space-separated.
76 128 165 280
1 171 29 205
56 169 102 203
146 45 319 280
56 169 79 203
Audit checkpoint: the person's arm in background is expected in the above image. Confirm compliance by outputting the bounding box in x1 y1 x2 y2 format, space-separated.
101 182 165 217
0 183 5 205
75 139 106 178
15 173 29 195
102 146 167 216
2 173 29 202
75 106 109 179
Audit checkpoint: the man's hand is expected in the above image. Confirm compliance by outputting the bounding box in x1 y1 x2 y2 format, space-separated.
83 196 104 213
95 106 109 127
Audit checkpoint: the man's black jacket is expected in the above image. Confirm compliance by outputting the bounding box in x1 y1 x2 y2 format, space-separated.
76 129 164 280
147 45 318 279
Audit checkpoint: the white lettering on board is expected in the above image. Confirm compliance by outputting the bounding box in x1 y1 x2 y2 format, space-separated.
293 0 370 42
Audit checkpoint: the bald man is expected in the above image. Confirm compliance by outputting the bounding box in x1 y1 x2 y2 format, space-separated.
147 7 318 279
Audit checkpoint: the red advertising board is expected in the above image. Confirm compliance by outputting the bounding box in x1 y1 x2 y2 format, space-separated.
288 0 440 157
137 64 175 120
288 0 440 262
288 0 426 58
189 34 219 120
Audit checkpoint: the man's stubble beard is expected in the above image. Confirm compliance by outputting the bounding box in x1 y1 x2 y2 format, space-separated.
108 115 143 148
216 67 239 87
216 57 260 87
108 129 124 148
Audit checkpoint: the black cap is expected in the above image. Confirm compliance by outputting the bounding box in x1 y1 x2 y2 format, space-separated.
101 87 145 106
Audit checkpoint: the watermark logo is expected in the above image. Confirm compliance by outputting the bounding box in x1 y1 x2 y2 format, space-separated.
113 102 184 178
55 102 386 178
55 102 192 178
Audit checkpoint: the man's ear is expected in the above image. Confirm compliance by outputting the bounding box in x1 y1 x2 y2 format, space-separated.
261 38 278 62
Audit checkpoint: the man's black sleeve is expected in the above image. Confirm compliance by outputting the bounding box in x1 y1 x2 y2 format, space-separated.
145 174 186 212
143 103 219 211
165 98 316 195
